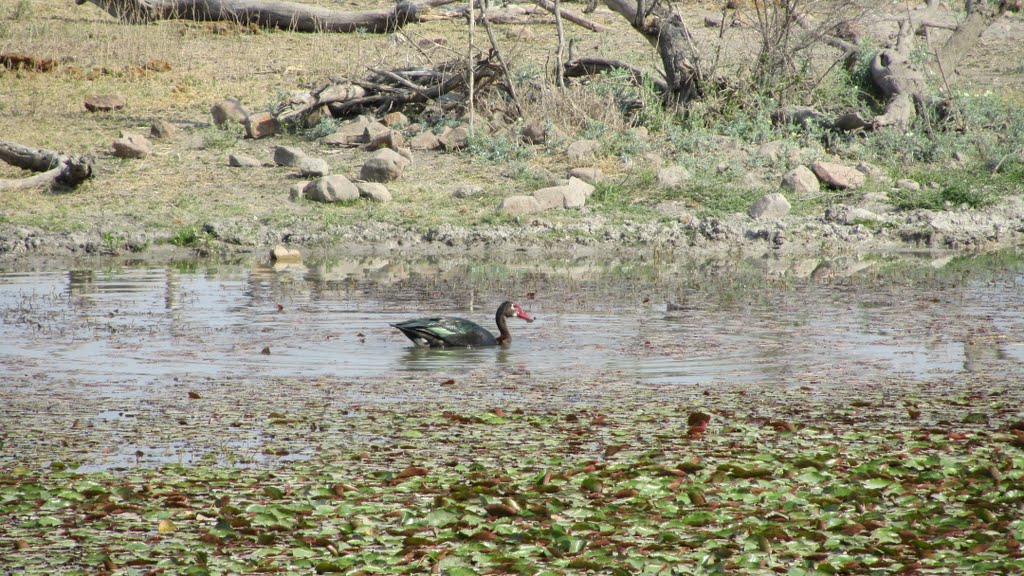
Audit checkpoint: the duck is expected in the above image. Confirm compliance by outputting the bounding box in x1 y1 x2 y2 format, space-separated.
392 301 535 348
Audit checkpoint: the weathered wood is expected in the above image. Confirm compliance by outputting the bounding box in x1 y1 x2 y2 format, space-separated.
930 0 1011 79
561 56 669 94
602 0 704 103
75 0 459 33
0 140 93 191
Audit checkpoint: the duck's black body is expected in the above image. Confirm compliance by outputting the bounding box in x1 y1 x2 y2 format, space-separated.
392 301 534 348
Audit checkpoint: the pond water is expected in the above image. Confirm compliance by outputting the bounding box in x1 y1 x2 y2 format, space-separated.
2 251 1023 390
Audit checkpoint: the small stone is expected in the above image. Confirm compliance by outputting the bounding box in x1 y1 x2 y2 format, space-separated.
323 116 374 146
782 165 820 194
896 178 921 191
757 140 787 163
359 148 409 182
439 126 469 150
812 161 865 190
566 139 601 162
522 120 546 145
289 182 308 201
568 167 602 183
84 94 126 112
748 192 792 219
273 145 307 167
149 119 176 139
297 157 330 177
364 129 405 151
111 133 152 159
532 186 566 211
210 98 249 125
304 175 360 202
271 245 302 262
410 131 442 150
499 195 542 215
228 153 262 167
382 111 408 127
657 165 691 188
244 112 281 139
562 177 593 208
355 182 392 203
452 185 484 198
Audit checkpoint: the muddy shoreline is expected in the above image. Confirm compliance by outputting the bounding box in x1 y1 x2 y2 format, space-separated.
3 195 1023 267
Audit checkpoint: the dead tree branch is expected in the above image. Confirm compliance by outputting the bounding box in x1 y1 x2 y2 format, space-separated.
0 141 94 192
75 0 459 33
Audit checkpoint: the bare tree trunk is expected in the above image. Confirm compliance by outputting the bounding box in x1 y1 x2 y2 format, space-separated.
75 0 458 33
930 0 1012 79
0 141 93 191
602 0 703 103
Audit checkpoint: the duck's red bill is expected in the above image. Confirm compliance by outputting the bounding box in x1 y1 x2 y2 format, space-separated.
518 310 535 323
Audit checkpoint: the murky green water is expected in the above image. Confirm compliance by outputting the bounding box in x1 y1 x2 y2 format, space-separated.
2 250 1023 469
2 251 1022 388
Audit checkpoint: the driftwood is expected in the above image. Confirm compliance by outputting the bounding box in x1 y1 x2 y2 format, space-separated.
602 0 706 104
0 141 94 192
281 56 502 125
561 56 669 94
75 0 459 33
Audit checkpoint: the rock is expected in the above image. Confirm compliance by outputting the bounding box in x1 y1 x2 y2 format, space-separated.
568 167 602 183
812 161 865 190
210 98 249 125
439 126 469 150
896 178 921 191
532 186 566 211
289 181 308 201
562 177 593 208
273 145 307 167
364 129 405 151
382 111 408 127
84 94 126 112
826 205 885 225
149 119 176 139
499 195 542 215
748 192 791 219
228 153 262 167
355 182 392 203
244 112 280 139
111 133 152 159
297 157 330 177
566 139 601 162
657 165 691 188
304 175 360 202
757 140 787 163
782 165 820 194
522 120 547 145
452 185 483 198
323 116 374 146
410 131 442 150
655 201 696 224
359 148 410 182
271 245 302 262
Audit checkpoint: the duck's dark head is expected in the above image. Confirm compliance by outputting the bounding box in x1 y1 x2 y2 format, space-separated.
500 301 534 323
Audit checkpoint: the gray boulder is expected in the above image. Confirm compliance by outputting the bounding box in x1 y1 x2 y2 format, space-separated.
359 148 410 182
356 182 392 203
111 133 152 159
812 161 865 190
748 192 792 219
273 146 306 167
782 165 820 194
304 175 360 202
499 195 542 215
297 157 330 177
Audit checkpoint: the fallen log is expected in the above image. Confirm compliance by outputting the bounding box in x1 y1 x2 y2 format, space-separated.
75 0 459 33
0 140 94 192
